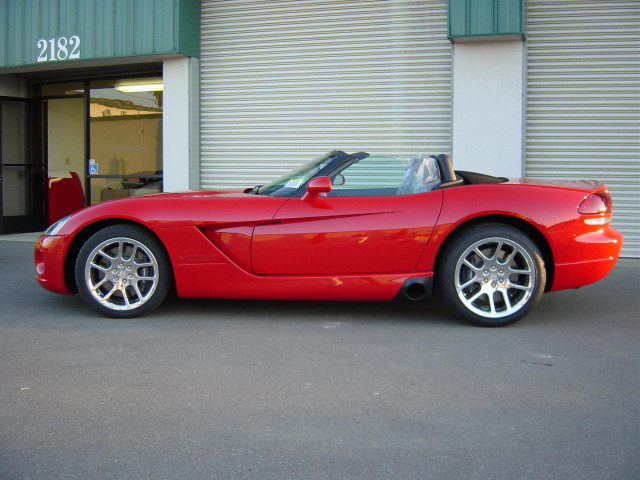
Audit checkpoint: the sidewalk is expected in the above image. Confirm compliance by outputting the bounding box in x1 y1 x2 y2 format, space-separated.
0 231 42 243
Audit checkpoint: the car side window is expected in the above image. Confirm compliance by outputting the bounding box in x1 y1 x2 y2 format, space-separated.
329 155 441 196
329 155 408 197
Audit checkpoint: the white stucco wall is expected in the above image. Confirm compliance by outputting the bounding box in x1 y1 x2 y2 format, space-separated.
451 41 525 177
162 57 200 191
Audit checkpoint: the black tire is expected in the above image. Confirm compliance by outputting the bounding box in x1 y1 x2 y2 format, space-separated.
439 223 546 327
75 225 172 318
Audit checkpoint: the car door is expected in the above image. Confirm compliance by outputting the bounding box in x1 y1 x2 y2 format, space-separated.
252 191 443 275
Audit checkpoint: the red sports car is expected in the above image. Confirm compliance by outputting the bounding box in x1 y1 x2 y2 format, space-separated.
35 150 622 326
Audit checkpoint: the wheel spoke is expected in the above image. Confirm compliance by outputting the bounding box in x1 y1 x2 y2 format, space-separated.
115 241 124 261
131 245 143 262
493 241 505 261
99 247 117 260
501 248 516 266
458 277 477 289
136 269 156 280
137 264 155 272
474 246 492 262
467 290 485 304
123 288 132 308
133 283 144 302
498 290 513 312
100 284 118 302
487 293 497 314
462 258 482 272
509 283 532 292
90 276 110 292
90 261 110 272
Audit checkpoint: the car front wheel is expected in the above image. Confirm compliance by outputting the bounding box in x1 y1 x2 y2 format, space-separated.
75 225 171 318
439 224 546 327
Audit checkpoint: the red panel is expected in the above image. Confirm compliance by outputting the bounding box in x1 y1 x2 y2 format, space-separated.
202 225 253 272
252 192 443 275
551 255 619 292
57 191 287 235
153 224 425 300
414 182 622 291
34 235 74 295
48 171 85 225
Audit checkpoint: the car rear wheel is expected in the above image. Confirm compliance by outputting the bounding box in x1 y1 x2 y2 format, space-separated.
440 224 546 327
75 225 171 318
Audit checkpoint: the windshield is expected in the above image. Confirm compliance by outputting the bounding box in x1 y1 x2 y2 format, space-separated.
257 152 339 196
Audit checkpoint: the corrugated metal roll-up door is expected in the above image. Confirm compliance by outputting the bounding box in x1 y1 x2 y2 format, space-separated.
200 0 451 189
526 1 640 258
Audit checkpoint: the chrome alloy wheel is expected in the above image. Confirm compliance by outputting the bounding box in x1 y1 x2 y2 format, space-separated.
454 237 536 319
84 236 160 311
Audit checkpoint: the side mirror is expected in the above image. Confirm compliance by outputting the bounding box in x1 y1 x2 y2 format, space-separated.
302 176 332 201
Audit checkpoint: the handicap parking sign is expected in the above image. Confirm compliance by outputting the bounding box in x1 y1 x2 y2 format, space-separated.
89 163 98 175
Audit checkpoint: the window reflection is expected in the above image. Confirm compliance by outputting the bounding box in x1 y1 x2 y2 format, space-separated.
89 77 163 204
41 82 84 96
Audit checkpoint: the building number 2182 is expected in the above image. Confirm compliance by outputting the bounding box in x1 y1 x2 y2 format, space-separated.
36 36 81 62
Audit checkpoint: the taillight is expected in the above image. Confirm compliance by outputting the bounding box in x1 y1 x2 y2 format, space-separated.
578 191 612 225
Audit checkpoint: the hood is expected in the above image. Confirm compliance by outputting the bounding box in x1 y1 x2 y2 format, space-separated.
139 188 248 199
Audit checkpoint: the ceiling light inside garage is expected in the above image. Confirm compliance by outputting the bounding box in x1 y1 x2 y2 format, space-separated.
116 82 163 93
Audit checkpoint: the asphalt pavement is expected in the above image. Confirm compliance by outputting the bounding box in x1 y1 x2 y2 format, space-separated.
0 235 638 480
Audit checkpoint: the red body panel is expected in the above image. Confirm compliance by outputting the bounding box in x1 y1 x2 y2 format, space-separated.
154 225 421 301
415 182 622 290
253 192 442 274
34 178 622 302
34 235 72 295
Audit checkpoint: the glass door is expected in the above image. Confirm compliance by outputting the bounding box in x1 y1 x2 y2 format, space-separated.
88 77 163 204
0 97 46 234
0 74 163 234
46 96 86 225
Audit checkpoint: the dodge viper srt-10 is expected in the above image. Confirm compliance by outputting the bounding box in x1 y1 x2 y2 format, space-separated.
35 150 623 327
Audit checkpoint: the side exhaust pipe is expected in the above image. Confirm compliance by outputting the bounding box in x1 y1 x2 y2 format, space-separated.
394 277 433 302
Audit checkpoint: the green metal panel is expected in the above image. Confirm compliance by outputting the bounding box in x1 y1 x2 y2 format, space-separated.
448 0 525 40
0 0 199 69
469 0 494 35
497 0 523 34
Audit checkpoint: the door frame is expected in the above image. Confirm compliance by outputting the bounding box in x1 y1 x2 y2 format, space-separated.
0 96 46 234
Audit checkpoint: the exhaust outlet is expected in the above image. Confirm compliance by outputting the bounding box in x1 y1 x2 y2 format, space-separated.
406 282 427 300
394 277 433 302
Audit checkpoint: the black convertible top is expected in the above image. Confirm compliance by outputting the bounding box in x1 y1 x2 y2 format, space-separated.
455 170 508 185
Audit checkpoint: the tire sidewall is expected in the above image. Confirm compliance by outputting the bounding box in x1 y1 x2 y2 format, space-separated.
75 225 171 318
439 223 546 327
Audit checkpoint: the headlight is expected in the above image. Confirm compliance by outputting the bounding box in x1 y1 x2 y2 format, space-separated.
44 215 72 236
